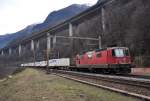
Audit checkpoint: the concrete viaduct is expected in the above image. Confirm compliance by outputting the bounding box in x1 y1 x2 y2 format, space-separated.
0 0 114 63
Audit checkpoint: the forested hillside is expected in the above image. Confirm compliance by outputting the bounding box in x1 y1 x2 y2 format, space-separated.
84 0 150 66
60 0 150 66
102 0 150 65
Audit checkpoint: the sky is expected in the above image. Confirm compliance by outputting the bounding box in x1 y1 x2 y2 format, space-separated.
0 0 97 35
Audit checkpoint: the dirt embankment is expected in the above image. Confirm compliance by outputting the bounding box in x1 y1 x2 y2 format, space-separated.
0 68 142 101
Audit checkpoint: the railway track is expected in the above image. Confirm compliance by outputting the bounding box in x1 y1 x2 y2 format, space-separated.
52 70 150 101
119 74 150 79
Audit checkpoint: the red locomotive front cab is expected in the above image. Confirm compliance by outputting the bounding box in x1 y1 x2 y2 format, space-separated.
107 47 132 73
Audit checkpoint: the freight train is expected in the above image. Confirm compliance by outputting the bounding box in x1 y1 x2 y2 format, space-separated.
21 47 133 74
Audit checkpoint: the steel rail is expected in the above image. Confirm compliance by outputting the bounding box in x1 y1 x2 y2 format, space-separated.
55 73 150 101
53 70 150 100
53 70 150 89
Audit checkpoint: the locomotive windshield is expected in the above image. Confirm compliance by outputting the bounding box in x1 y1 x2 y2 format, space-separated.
112 48 129 57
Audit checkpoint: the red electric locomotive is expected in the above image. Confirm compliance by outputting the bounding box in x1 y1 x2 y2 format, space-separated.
75 47 132 74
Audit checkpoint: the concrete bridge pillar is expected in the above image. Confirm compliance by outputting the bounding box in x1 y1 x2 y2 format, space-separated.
98 36 102 49
31 40 34 51
69 23 73 37
101 7 106 35
69 23 74 57
1 50 4 56
36 40 39 49
99 7 105 49
9 48 12 55
47 33 51 51
19 44 22 56
46 33 51 67
53 35 56 48
31 40 36 63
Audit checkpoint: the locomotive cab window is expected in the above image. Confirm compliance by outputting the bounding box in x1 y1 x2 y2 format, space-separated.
112 48 128 57
96 52 102 58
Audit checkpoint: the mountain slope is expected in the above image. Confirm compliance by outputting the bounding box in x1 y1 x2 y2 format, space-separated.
32 4 89 33
0 4 89 48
